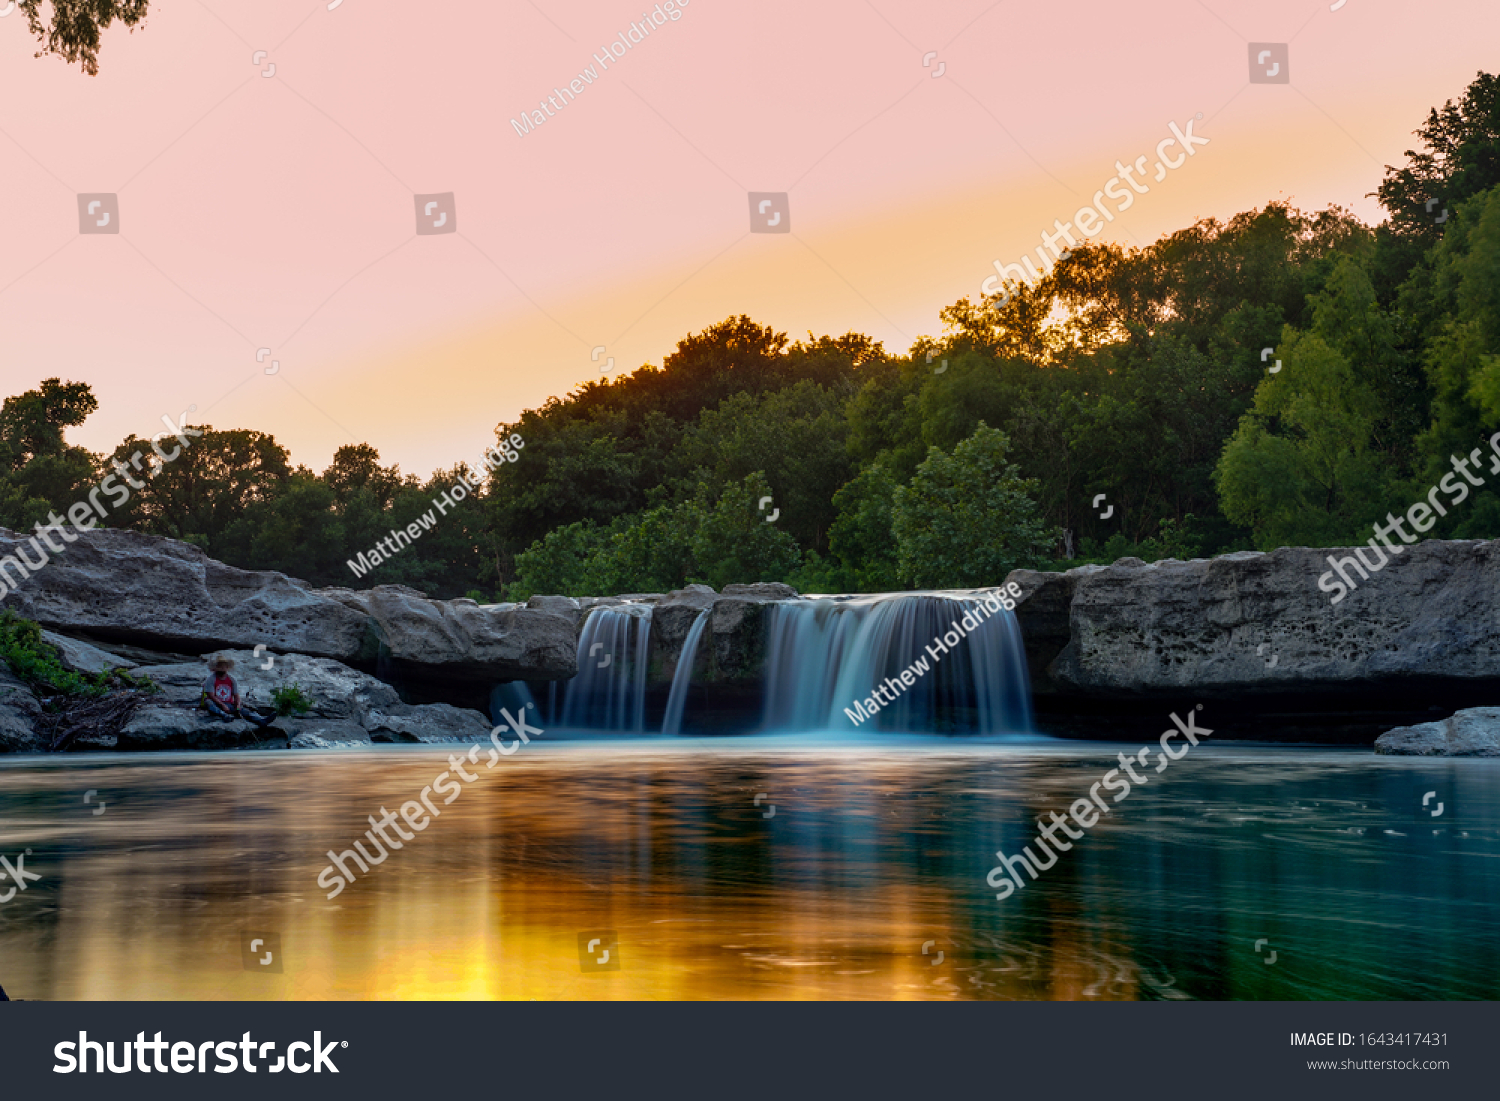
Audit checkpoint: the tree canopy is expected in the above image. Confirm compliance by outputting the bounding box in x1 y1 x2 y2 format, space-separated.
17 0 149 76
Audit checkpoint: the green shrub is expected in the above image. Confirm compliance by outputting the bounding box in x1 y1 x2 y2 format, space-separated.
0 610 157 700
271 682 313 716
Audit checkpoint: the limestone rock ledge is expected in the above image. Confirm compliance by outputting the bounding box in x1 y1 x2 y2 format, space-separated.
1374 707 1500 756
0 527 577 683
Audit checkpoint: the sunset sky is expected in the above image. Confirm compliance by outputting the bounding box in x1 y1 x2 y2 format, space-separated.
1 0 1496 476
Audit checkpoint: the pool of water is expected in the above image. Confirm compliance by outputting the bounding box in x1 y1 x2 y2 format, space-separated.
0 736 1496 1000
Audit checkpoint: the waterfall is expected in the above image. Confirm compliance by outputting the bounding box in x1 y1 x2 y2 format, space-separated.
660 608 711 736
557 604 653 733
761 592 1031 733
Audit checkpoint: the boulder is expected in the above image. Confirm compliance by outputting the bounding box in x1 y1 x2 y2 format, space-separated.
1374 707 1500 756
365 701 492 743
635 584 799 689
116 705 277 751
0 528 578 682
1004 570 1078 694
0 527 376 660
707 584 800 688
649 587 718 682
41 630 138 674
138 651 401 724
0 665 42 753
1028 541 1500 696
525 594 582 629
338 586 577 682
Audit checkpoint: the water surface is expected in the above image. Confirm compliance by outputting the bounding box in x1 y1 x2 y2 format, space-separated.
0 738 1495 1000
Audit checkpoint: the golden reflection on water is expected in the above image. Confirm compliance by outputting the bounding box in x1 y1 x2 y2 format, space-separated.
0 741 1496 1000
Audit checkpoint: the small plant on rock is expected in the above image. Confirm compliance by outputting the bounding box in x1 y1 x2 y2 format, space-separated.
272 682 313 716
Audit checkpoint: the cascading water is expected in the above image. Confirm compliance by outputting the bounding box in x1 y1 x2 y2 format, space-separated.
761 592 1031 734
660 608 711 736
556 604 653 733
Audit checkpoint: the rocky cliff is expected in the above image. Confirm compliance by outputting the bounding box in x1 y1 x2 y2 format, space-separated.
2 526 1495 751
0 527 578 683
1009 540 1500 740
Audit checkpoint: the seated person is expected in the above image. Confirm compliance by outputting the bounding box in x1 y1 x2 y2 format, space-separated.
200 654 274 726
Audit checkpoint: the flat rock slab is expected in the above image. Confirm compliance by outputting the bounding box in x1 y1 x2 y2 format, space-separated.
331 586 578 681
1374 707 1500 756
140 651 401 724
366 701 491 743
116 705 278 751
41 630 139 674
0 528 578 681
0 527 373 660
1026 541 1500 695
0 648 496 753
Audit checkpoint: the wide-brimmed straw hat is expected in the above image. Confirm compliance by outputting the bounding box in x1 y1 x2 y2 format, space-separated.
208 653 235 671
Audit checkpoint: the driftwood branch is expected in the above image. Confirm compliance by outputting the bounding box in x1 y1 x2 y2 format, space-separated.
42 690 152 752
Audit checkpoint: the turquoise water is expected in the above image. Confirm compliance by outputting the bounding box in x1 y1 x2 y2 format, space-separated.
0 737 1495 1000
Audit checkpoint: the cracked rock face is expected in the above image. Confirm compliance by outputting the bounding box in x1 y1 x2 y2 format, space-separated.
1017 541 1500 695
0 527 578 681
329 586 578 681
0 527 372 660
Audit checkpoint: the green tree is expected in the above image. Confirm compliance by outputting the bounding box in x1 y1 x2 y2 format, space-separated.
684 472 803 590
668 380 851 550
506 520 601 599
1416 187 1500 474
1215 328 1387 548
17 0 150 75
217 471 346 583
1373 71 1500 298
891 424 1055 588
0 377 98 530
818 459 902 592
104 426 292 552
0 381 98 534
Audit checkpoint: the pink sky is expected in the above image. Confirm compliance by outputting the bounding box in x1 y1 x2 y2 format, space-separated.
1 0 1495 477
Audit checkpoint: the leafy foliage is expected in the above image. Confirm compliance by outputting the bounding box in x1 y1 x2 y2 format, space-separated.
271 683 314 717
0 610 156 700
17 0 150 76
891 425 1057 588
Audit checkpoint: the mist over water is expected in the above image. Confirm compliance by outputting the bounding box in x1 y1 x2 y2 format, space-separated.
1 743 1495 1000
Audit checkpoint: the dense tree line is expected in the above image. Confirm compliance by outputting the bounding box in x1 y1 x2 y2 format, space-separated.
3 73 1497 599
